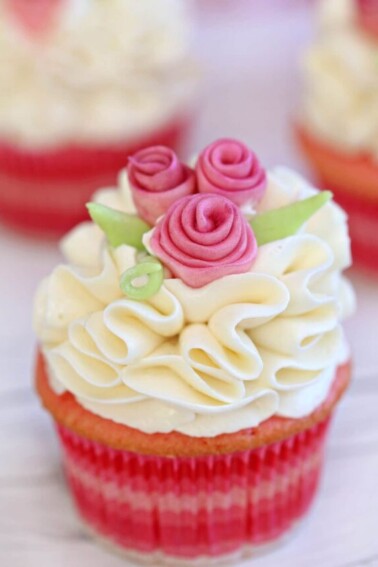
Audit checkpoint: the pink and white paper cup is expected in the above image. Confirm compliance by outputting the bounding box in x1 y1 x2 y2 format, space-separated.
0 117 191 237
57 418 330 564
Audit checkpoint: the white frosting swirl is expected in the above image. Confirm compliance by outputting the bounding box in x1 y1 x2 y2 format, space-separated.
301 0 378 158
34 167 355 437
0 0 196 148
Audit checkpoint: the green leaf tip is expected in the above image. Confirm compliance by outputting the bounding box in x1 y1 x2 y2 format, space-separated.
120 256 164 301
86 202 150 251
250 191 332 246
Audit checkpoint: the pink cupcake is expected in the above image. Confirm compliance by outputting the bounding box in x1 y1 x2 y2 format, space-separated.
34 138 355 563
296 0 378 272
0 0 197 235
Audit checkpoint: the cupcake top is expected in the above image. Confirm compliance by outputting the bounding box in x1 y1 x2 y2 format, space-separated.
0 0 196 149
301 0 378 158
34 138 355 438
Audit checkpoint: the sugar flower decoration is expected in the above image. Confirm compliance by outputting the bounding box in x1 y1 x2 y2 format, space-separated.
87 138 332 299
149 193 258 288
127 146 196 225
196 138 267 206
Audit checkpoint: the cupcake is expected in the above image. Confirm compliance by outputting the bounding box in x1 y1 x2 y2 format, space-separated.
296 0 378 272
0 0 197 235
34 138 355 564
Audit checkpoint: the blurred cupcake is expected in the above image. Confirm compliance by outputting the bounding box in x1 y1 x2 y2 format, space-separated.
0 0 197 235
296 0 378 272
34 138 355 564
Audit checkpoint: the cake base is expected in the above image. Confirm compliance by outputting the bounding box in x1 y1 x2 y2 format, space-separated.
35 352 351 457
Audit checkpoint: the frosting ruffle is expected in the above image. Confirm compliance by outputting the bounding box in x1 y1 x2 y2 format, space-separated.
34 167 355 437
0 0 196 148
301 0 378 158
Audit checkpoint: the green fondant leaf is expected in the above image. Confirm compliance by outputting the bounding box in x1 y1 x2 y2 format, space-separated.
250 191 332 246
120 256 164 301
87 202 150 251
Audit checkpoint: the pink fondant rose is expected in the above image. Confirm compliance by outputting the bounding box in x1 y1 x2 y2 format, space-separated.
196 138 267 207
150 193 257 288
128 146 196 226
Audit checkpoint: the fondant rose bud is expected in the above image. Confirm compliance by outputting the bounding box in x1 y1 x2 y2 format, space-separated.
128 146 196 226
196 138 267 207
149 193 257 288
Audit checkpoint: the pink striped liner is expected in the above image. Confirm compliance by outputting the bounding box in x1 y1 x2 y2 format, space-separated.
56 417 331 563
0 116 190 236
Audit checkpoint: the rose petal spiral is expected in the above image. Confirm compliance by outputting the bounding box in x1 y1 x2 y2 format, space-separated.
196 138 267 206
128 146 196 226
150 193 258 288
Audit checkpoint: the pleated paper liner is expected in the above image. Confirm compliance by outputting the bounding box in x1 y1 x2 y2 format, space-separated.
36 353 350 563
0 115 191 237
57 417 329 564
295 123 378 274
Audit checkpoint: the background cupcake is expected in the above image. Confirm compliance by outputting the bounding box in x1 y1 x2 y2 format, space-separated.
34 139 355 564
296 0 378 273
0 0 197 235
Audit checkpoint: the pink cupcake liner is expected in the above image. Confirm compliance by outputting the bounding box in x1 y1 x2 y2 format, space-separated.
295 123 378 274
56 417 331 563
317 182 378 274
0 116 191 236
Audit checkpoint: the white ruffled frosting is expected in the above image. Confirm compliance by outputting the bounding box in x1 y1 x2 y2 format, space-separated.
0 0 196 148
301 0 378 158
34 167 355 437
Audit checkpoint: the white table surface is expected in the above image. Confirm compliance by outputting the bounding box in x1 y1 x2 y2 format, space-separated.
1 2 378 566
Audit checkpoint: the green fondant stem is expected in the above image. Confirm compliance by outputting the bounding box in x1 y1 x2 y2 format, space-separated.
120 257 164 301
